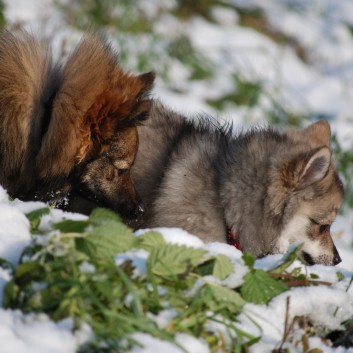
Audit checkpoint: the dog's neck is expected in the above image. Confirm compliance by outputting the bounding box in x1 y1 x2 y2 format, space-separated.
217 131 285 257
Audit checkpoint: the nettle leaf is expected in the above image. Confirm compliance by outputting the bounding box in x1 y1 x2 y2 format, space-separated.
76 220 136 262
242 252 255 269
241 269 288 304
195 258 215 277
137 231 165 252
54 219 90 233
26 207 51 233
203 282 245 313
91 219 133 239
89 208 122 225
148 244 206 277
213 254 234 280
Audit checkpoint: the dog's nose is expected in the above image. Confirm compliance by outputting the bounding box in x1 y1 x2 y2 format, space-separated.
333 247 342 265
137 201 145 215
333 253 342 266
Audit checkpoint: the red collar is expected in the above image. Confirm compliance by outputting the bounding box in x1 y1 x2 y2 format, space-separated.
227 227 242 251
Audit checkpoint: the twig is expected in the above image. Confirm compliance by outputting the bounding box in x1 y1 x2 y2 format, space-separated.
273 296 291 352
269 272 332 287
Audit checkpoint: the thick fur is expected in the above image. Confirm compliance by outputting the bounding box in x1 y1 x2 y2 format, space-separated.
131 101 344 265
0 30 154 218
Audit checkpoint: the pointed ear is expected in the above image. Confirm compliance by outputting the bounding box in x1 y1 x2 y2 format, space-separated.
75 70 155 162
138 71 155 93
119 71 155 126
267 146 331 215
303 120 331 147
297 146 331 189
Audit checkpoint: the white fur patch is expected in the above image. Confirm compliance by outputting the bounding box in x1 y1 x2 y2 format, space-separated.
276 214 334 262
276 214 310 253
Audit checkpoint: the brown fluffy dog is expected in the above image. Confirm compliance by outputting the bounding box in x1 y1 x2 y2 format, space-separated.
0 30 154 219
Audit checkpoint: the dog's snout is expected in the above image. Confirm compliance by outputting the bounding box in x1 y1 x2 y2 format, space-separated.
137 201 145 215
333 254 342 265
333 247 342 266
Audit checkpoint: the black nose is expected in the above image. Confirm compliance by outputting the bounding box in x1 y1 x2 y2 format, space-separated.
333 247 342 265
137 201 145 216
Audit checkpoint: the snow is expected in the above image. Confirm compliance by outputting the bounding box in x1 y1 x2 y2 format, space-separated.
0 311 90 353
238 284 353 352
1 0 353 352
136 227 205 248
127 333 183 353
115 249 149 278
127 332 210 353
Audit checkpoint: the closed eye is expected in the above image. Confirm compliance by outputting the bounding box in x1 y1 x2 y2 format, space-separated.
310 218 331 234
118 169 128 177
319 224 330 234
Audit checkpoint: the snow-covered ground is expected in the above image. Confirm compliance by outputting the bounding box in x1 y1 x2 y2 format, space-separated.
1 0 353 352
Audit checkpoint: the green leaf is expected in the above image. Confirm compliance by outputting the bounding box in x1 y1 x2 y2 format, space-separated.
242 252 255 269
241 269 288 304
15 262 45 284
54 219 90 233
148 244 206 277
137 231 165 252
195 259 215 277
89 208 122 225
213 254 233 280
336 271 345 281
271 243 303 274
203 282 245 313
76 221 136 263
91 219 133 239
26 207 50 233
0 257 14 273
310 273 320 279
94 280 118 302
3 281 19 308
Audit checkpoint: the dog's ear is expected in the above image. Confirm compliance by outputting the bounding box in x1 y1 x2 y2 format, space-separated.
302 120 331 147
297 147 331 189
89 69 155 131
37 33 155 178
268 146 331 215
76 69 155 162
286 120 331 151
285 146 331 191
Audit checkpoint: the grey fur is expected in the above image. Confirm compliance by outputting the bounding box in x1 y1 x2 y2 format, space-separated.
131 101 343 264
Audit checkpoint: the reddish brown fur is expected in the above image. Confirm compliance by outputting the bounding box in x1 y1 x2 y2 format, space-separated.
37 33 154 179
0 30 58 195
0 30 154 218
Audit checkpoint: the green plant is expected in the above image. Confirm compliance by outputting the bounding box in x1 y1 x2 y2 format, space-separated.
2 206 340 352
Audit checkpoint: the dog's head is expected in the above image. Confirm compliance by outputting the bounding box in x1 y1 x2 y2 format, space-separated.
36 33 155 219
77 126 144 218
269 121 344 266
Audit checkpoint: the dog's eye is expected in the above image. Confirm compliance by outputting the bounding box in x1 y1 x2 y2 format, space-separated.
118 169 128 177
319 224 330 234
